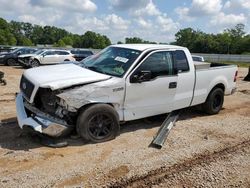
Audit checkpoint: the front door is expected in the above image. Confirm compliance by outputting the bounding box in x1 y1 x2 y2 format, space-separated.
124 50 178 121
42 51 56 64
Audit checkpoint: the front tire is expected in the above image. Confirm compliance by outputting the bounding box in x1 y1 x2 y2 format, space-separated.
203 88 224 115
76 104 120 143
30 59 40 68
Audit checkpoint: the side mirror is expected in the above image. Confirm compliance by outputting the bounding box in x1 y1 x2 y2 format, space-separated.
130 70 152 83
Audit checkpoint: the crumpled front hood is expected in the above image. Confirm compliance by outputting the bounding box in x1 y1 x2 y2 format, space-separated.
23 64 111 90
18 53 36 58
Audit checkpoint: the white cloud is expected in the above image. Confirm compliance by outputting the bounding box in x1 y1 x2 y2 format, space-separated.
175 7 194 21
210 13 247 27
175 0 222 20
135 18 152 28
104 14 130 30
156 14 179 32
224 0 250 11
30 0 97 12
108 0 149 11
189 0 222 16
133 0 161 17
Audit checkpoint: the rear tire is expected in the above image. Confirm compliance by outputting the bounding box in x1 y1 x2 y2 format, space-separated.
6 58 17 66
202 88 224 115
76 104 120 143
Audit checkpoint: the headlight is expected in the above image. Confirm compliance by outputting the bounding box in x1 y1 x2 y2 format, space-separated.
0 55 5 58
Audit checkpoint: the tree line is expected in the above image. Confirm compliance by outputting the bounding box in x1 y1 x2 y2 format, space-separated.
0 17 250 53
173 24 250 54
0 17 111 49
121 24 250 54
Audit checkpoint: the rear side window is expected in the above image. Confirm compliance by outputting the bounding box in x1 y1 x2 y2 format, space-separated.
56 51 69 55
136 51 175 79
173 50 189 72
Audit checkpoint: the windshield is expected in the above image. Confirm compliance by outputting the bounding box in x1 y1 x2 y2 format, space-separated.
80 47 141 77
11 48 22 53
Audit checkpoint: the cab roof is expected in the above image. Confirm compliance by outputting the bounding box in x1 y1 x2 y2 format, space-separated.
111 44 186 51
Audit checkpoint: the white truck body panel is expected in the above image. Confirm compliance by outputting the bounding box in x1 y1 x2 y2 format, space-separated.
192 65 237 106
15 44 238 137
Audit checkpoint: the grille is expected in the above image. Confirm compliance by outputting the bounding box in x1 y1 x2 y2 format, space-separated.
20 76 35 100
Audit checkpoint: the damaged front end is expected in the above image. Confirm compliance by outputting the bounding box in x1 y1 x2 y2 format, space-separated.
16 93 72 137
16 78 76 137
18 56 32 67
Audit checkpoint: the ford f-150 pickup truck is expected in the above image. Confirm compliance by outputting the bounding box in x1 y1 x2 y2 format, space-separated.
16 44 237 142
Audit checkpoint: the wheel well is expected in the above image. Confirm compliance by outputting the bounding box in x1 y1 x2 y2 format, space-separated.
212 83 225 92
206 83 225 100
205 83 225 102
33 58 40 63
77 103 114 116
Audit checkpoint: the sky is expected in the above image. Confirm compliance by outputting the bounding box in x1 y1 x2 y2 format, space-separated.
0 0 249 43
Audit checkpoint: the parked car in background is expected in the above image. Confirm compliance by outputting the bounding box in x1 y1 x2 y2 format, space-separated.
192 55 205 62
70 49 94 61
0 47 37 66
18 49 75 67
18 49 45 68
0 46 17 54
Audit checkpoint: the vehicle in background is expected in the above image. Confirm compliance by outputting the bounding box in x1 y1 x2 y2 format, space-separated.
18 49 75 68
0 46 17 54
16 44 237 143
192 55 205 62
70 49 94 61
18 49 45 68
0 47 37 66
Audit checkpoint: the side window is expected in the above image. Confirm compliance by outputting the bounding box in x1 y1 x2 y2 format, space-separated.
173 50 189 72
44 51 54 56
58 51 69 55
136 51 174 79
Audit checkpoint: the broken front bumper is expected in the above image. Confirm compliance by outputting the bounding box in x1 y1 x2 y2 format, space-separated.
16 93 72 137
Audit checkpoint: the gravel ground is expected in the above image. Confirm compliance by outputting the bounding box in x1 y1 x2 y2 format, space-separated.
0 65 249 188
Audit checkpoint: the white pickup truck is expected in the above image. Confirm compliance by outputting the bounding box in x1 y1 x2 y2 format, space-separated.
16 44 237 142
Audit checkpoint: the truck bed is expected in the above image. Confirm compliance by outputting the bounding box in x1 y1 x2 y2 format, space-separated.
192 63 237 106
194 62 234 70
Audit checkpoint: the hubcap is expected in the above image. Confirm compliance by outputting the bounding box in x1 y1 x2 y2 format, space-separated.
31 61 39 67
213 94 222 110
88 113 113 140
8 59 15 66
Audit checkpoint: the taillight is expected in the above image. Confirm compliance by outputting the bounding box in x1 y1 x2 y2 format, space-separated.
234 71 238 82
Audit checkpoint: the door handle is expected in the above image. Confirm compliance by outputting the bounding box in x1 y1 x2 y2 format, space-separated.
169 82 177 89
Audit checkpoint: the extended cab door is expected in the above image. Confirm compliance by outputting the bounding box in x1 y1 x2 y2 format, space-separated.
172 50 195 110
124 50 178 121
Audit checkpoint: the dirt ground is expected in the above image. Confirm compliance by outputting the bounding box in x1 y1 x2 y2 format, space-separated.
0 65 249 188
